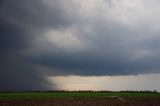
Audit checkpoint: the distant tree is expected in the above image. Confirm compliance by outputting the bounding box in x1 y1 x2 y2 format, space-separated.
153 90 157 93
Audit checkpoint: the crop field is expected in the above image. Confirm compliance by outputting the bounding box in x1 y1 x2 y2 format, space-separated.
0 92 160 99
0 92 160 106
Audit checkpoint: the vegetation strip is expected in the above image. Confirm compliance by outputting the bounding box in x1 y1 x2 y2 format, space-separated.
0 92 160 100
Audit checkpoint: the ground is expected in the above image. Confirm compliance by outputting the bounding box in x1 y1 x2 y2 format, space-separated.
0 92 160 106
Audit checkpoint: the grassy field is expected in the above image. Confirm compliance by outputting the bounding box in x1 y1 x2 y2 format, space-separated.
0 92 160 99
1 92 160 106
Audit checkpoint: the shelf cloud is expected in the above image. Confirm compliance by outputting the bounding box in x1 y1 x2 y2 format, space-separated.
1 0 160 90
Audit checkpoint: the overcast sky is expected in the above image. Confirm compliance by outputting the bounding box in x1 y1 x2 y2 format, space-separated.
1 0 160 91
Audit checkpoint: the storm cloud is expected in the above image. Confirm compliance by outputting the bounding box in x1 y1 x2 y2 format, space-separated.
1 0 160 90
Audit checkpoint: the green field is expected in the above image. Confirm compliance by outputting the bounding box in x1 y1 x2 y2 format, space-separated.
0 92 160 100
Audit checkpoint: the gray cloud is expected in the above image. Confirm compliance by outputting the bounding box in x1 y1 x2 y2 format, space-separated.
0 51 53 91
1 0 160 90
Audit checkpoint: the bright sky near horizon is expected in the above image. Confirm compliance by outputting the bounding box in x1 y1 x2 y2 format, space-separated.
48 74 160 91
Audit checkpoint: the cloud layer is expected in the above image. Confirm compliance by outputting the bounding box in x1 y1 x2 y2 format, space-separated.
1 0 160 90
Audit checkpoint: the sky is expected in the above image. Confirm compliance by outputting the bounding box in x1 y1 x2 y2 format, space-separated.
1 0 160 91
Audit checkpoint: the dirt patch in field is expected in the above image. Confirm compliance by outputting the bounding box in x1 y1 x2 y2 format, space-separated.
0 97 160 106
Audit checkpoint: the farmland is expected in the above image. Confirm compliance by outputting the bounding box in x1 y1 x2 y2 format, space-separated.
0 91 160 99
0 91 160 106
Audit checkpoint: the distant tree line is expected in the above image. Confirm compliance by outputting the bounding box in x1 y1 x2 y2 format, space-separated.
0 90 158 93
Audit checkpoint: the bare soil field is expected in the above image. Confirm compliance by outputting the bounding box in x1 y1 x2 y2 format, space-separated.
0 97 160 106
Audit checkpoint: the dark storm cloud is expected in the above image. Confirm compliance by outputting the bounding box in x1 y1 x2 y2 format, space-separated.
1 0 160 90
0 0 70 90
0 51 53 91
